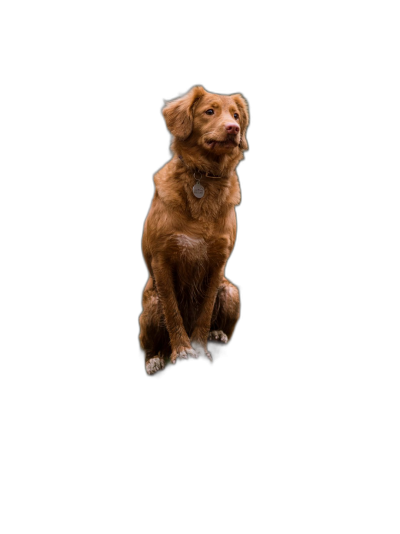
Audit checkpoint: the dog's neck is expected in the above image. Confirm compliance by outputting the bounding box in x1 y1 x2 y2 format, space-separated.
172 138 243 178
178 155 222 179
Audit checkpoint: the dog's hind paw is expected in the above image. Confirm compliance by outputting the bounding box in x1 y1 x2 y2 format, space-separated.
208 330 228 343
146 356 165 375
196 347 212 362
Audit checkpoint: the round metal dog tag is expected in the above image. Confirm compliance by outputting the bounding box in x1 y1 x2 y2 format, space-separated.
193 182 204 198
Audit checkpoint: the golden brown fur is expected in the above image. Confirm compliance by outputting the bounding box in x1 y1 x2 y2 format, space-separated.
139 86 249 375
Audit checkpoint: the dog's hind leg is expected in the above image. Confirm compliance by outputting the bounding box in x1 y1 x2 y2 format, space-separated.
209 277 240 342
139 277 170 375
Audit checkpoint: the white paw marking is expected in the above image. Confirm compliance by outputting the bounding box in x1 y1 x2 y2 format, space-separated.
186 348 198 359
196 347 212 362
146 356 165 375
177 348 198 360
208 330 228 343
171 346 198 364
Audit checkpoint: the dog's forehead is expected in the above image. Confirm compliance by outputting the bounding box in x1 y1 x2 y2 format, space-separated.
201 93 237 109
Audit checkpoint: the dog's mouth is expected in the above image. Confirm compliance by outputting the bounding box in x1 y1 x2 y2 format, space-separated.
205 137 239 150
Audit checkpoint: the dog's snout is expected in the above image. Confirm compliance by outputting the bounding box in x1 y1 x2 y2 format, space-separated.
225 123 240 134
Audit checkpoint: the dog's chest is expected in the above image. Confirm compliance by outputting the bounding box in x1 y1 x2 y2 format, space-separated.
169 227 230 277
187 185 228 221
171 234 208 265
166 234 206 297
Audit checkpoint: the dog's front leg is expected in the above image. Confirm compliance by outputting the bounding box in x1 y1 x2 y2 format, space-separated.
190 268 223 361
152 258 197 364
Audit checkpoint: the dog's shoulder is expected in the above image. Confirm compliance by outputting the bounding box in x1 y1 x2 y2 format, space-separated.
227 173 241 206
153 160 184 210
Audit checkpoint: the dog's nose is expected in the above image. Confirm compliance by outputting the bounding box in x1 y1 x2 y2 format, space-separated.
225 123 240 134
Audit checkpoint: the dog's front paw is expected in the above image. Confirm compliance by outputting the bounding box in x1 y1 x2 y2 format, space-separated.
170 345 198 364
191 339 213 362
208 330 228 343
146 355 165 375
196 347 212 363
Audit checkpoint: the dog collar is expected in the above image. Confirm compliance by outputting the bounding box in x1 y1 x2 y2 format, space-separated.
178 155 222 179
178 156 204 198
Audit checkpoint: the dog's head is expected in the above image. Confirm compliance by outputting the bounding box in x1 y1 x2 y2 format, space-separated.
162 86 249 155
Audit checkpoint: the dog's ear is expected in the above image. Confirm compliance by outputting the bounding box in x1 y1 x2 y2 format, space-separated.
233 93 249 151
162 86 206 140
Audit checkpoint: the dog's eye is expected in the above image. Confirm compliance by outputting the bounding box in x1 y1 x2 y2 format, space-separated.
205 109 214 115
234 113 239 120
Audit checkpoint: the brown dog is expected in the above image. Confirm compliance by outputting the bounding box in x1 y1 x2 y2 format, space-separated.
139 86 249 375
